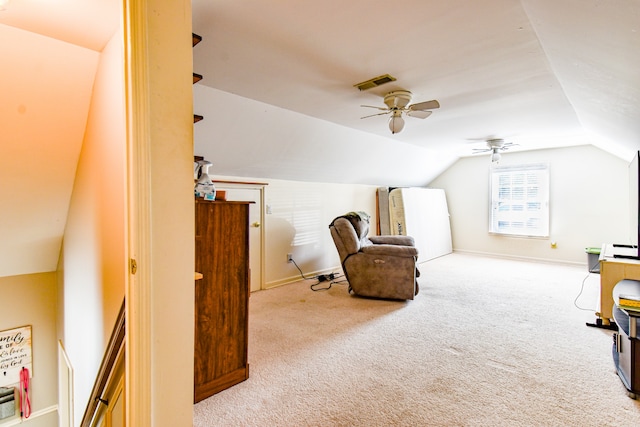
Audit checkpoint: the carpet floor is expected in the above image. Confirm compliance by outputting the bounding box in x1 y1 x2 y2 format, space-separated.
193 253 640 426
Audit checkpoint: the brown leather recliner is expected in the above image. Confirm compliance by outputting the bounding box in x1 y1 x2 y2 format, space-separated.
329 212 419 300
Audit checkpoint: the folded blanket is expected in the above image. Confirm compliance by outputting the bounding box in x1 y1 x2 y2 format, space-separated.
329 211 370 227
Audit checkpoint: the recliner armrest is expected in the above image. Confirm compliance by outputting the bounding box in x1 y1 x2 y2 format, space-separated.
361 244 418 258
369 235 415 246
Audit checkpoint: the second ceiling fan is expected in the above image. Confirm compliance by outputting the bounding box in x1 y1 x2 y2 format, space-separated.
361 90 440 134
473 138 518 163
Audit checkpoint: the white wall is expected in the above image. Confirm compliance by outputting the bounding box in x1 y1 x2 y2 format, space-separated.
193 85 453 187
211 175 379 287
0 273 58 427
429 144 630 264
0 25 99 279
264 179 379 286
58 30 126 425
209 145 629 292
212 145 630 289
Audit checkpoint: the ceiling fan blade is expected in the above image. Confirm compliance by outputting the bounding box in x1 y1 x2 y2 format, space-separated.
472 148 492 153
360 111 391 119
405 110 432 119
360 105 389 111
489 142 518 152
408 99 440 111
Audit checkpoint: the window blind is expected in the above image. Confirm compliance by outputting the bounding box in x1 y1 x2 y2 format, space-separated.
489 163 549 237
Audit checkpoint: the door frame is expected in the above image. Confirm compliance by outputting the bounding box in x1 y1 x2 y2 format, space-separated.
122 0 152 425
213 180 266 291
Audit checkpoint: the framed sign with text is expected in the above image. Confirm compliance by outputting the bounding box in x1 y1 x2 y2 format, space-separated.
0 325 32 387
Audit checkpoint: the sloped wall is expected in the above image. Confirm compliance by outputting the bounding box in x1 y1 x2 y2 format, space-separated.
58 30 126 425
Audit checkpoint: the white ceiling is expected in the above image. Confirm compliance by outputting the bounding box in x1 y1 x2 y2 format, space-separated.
192 0 640 182
1 0 639 277
0 0 117 277
0 0 117 51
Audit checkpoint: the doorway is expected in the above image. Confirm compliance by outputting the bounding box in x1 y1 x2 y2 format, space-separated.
213 182 265 292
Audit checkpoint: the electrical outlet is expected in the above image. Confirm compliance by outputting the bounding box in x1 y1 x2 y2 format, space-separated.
287 253 293 263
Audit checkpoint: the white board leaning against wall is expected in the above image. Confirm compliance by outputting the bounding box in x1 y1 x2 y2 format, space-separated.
379 187 452 263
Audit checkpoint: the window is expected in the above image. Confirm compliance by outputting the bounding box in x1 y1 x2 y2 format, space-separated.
489 163 549 237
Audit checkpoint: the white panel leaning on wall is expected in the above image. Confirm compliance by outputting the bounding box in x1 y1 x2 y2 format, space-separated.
378 187 452 263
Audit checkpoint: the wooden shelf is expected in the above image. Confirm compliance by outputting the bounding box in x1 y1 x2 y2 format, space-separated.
193 33 203 123
192 33 202 47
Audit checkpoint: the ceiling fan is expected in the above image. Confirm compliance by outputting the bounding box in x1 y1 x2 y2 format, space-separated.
360 90 440 134
472 138 517 163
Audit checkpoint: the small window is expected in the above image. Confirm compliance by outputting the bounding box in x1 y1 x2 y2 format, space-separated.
489 163 549 237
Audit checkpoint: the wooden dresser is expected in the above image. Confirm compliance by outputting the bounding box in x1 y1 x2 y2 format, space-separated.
194 199 251 403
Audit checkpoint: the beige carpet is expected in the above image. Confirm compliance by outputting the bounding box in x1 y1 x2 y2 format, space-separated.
193 253 640 426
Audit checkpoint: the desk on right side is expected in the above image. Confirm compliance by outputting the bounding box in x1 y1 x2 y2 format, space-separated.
612 279 640 398
598 244 640 324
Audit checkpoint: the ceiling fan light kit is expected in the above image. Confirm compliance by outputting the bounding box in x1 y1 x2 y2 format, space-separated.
389 112 405 134
472 138 517 163
491 150 502 163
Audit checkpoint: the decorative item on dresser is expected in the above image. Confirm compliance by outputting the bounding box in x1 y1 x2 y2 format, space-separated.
194 199 252 403
194 159 216 200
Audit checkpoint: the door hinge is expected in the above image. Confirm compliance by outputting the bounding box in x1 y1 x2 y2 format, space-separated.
130 258 138 275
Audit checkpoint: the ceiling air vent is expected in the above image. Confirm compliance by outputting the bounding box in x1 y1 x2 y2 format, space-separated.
353 74 397 91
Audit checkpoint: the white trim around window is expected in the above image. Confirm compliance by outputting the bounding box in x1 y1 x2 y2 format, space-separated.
489 163 550 238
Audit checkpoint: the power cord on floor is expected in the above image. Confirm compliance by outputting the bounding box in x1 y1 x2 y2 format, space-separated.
574 262 599 312
310 273 347 291
289 256 345 291
290 258 314 280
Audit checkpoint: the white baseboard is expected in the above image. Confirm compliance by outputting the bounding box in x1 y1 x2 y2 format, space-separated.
0 405 57 426
264 266 342 290
451 249 585 267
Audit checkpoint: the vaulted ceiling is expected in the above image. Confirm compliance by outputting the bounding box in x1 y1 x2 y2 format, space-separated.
0 0 117 277
192 0 640 184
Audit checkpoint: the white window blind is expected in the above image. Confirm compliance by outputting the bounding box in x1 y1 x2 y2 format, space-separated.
490 163 549 237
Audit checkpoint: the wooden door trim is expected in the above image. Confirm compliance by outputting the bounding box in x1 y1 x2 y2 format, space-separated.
123 0 153 424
